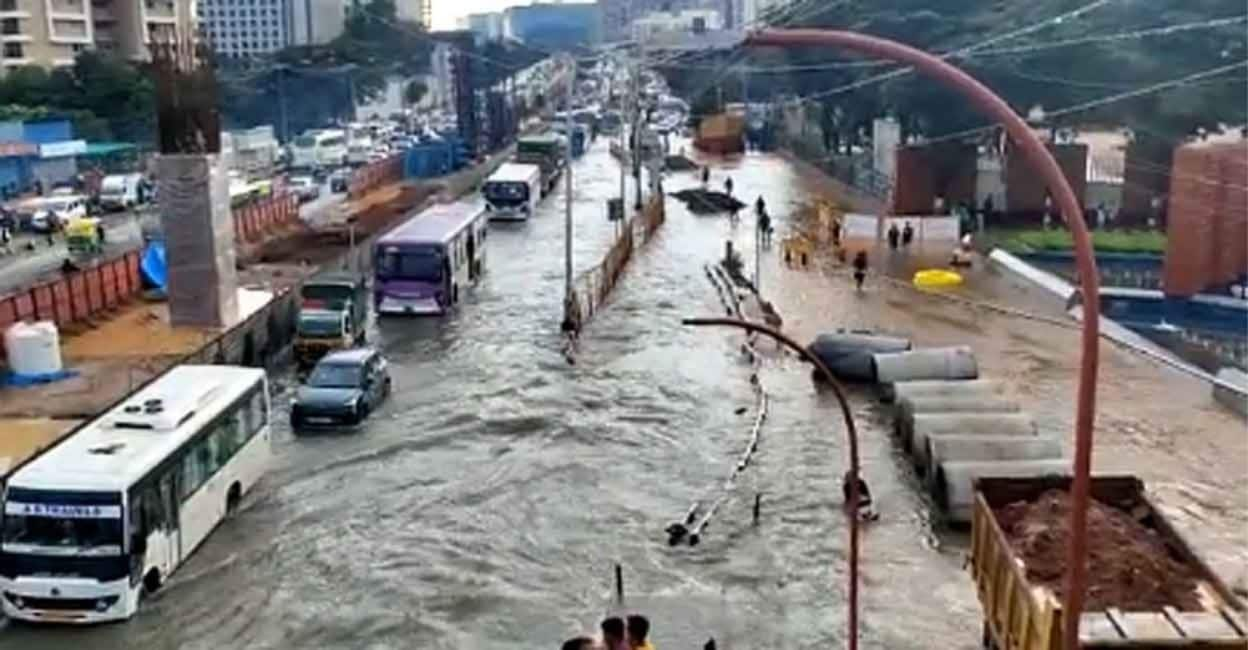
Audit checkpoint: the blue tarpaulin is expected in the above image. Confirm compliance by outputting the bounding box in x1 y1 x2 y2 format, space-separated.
140 241 167 290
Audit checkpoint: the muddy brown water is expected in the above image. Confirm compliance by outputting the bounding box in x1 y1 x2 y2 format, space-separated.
0 146 1027 649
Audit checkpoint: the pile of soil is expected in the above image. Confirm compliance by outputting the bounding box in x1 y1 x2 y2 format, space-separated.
995 489 1203 611
670 188 746 214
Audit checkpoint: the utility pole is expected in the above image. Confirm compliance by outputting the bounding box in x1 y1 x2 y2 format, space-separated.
564 56 575 317
631 43 643 210
617 52 626 213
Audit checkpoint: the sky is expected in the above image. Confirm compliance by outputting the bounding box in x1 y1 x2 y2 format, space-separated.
432 0 528 31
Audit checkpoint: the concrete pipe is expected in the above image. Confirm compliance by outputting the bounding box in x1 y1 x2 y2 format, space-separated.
909 412 1039 460
884 378 1003 404
871 346 978 384
808 332 912 382
924 435 1064 487
895 396 1020 446
932 459 1072 524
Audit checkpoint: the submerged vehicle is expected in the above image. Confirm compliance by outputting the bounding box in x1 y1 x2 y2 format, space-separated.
293 272 368 370
482 163 542 221
514 133 567 196
290 348 391 430
373 202 488 316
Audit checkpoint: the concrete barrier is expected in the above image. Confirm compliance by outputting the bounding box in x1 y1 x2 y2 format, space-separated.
1213 367 1248 418
932 459 1071 524
895 395 1020 442
872 346 978 384
924 435 1063 484
884 378 1002 403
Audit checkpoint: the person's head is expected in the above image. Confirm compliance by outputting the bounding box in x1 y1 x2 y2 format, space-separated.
601 617 625 645
626 615 650 645
561 637 595 650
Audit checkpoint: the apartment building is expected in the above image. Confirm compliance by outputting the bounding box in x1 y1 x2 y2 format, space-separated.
197 0 288 58
0 0 192 70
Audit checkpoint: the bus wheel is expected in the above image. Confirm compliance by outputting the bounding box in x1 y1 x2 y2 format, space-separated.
226 483 242 517
143 569 162 595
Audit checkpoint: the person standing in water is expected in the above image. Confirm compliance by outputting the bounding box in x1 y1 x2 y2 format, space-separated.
901 221 914 247
724 176 734 196
852 250 868 291
887 223 900 250
701 166 710 185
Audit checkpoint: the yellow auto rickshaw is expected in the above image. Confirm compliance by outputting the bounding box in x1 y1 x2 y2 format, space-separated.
65 216 102 256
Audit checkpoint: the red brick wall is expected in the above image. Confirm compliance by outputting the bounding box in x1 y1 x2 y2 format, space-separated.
1005 143 1088 217
892 143 977 215
1163 140 1248 298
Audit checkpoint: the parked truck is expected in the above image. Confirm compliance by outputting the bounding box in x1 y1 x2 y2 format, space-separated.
514 132 567 197
970 475 1246 650
293 271 369 371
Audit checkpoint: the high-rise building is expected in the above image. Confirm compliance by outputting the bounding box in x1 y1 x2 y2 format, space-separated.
394 0 429 27
197 0 289 58
503 2 600 49
0 0 193 71
288 0 349 46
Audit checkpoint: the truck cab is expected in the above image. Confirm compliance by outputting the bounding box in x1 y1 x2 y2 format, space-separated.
294 272 369 370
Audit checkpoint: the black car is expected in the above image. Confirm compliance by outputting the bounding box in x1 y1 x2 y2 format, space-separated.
290 348 391 430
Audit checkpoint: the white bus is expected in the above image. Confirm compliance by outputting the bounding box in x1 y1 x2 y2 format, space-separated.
290 129 347 169
481 163 542 221
0 365 271 623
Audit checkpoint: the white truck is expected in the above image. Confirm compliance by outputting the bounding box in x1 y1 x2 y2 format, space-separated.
98 173 147 211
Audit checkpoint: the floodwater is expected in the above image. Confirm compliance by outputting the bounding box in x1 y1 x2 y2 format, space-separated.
1 144 1044 649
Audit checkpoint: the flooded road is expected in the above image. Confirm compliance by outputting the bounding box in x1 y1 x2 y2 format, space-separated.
2 145 998 649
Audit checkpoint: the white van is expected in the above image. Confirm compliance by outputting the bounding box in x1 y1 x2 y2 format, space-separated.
291 129 347 169
99 173 146 211
17 195 88 233
346 136 374 167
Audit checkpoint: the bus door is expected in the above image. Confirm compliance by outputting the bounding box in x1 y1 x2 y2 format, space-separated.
158 472 181 570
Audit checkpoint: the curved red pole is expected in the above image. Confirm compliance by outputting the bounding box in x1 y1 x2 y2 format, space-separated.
745 29 1101 650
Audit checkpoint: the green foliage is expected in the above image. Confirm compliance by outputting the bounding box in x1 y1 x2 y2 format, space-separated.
997 228 1168 255
0 52 154 143
404 79 428 106
663 0 1246 146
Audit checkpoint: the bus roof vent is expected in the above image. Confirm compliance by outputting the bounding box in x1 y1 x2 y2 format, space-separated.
89 442 126 455
112 382 223 432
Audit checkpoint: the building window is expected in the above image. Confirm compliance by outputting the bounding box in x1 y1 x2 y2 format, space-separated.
0 0 16 12
1 18 18 34
2 42 23 59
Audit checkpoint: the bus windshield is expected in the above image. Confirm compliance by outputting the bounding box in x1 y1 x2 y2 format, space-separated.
3 506 124 555
377 249 443 283
484 182 527 201
294 136 317 148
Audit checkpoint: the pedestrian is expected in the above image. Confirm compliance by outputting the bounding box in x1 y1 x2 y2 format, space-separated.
831 218 842 247
701 166 710 185
887 223 900 250
755 195 765 217
901 221 914 247
851 250 868 291
600 617 627 650
724 176 733 196
96 221 106 245
627 615 654 650
842 471 879 522
758 210 772 247
0 223 12 256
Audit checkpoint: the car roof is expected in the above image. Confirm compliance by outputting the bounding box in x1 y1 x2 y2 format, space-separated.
318 348 375 365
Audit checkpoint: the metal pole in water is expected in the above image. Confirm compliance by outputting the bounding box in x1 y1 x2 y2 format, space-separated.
564 57 575 312
614 563 625 604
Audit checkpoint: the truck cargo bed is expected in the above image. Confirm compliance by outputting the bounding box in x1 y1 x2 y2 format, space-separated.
970 475 1246 650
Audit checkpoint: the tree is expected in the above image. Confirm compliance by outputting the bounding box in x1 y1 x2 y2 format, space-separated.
404 79 428 107
0 52 154 143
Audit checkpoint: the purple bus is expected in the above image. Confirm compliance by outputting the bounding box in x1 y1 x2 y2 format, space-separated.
373 201 489 316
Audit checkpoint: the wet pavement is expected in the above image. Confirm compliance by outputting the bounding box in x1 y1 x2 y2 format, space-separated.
3 146 1244 649
0 210 142 295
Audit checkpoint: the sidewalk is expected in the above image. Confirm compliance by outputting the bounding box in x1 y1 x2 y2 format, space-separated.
751 192 1248 594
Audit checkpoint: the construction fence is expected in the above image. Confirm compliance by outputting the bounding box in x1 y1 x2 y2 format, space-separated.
0 250 142 342
348 153 404 200
569 194 665 327
232 192 298 243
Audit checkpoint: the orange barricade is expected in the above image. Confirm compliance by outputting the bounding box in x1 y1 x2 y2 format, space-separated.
0 250 144 357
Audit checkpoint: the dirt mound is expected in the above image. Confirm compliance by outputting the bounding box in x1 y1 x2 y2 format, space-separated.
995 489 1203 611
670 188 746 215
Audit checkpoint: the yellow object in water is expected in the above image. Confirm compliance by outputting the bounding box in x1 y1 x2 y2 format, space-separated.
913 268 963 288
